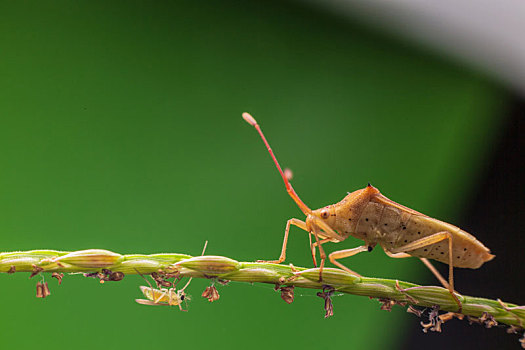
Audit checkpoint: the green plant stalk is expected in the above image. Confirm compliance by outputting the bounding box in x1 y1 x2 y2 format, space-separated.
1 249 523 328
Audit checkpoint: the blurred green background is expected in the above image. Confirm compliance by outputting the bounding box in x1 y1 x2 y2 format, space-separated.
0 1 506 349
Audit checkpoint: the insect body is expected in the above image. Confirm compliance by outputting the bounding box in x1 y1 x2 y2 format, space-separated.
135 285 188 310
242 112 494 311
324 185 494 269
135 241 207 310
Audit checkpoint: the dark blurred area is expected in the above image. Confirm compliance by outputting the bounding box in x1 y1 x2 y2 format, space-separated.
406 97 524 349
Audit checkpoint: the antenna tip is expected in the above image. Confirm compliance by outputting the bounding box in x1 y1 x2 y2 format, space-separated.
242 112 258 126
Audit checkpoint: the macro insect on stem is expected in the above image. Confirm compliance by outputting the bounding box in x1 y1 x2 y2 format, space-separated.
242 112 495 312
135 281 191 310
134 241 208 310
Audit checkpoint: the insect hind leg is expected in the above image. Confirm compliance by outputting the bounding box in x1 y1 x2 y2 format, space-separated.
383 250 451 290
419 258 452 290
388 231 462 313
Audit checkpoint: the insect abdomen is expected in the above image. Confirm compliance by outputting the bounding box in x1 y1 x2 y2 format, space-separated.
397 215 494 268
355 199 494 269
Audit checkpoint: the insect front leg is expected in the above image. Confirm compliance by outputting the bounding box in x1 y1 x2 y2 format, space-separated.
311 237 332 267
306 216 346 281
311 226 327 281
387 231 462 312
257 218 307 264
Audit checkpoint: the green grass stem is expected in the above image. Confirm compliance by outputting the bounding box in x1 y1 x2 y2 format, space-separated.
1 249 524 332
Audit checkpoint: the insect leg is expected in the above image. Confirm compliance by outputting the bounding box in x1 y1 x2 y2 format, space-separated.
135 299 160 306
383 249 451 291
383 250 411 258
311 237 333 267
419 258 451 291
308 216 345 242
309 232 316 267
388 231 461 312
257 218 307 264
135 268 163 306
328 246 368 277
306 216 347 281
311 226 327 281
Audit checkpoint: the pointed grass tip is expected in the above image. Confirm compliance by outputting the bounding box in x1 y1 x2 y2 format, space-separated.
242 112 257 126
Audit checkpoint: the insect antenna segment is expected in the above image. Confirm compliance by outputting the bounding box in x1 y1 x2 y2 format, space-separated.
242 112 311 215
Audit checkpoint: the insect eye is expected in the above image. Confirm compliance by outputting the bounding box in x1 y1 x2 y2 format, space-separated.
321 210 329 219
180 294 185 301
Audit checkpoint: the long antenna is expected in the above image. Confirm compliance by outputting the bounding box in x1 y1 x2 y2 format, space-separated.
242 112 311 215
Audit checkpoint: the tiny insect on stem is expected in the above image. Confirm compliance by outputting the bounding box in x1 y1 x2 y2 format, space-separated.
134 241 208 310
